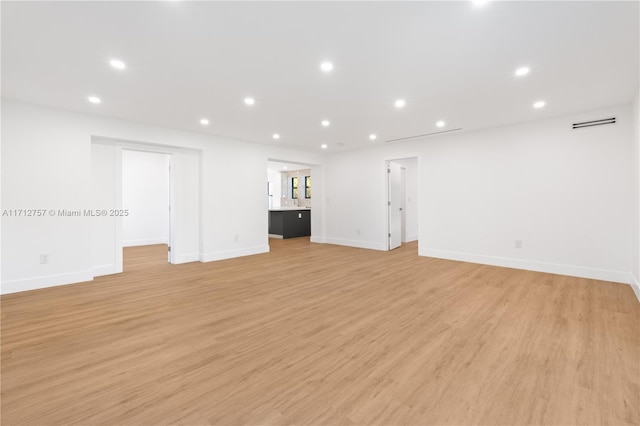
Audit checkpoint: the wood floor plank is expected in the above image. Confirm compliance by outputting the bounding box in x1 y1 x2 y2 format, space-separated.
2 238 639 425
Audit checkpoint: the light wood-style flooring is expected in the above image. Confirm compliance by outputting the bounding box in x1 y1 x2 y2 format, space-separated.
2 238 639 425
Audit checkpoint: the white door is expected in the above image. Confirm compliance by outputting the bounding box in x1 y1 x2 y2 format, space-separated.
388 161 402 250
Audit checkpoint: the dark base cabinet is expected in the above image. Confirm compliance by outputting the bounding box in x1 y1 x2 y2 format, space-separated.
269 210 311 239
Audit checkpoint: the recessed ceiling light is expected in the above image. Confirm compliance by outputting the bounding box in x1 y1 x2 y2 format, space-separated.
515 66 530 77
109 59 126 70
244 97 255 106
321 120 330 127
369 134 377 140
321 144 328 149
88 96 101 104
472 0 489 6
394 99 406 108
272 133 280 140
283 166 288 170
533 100 546 109
436 120 446 127
200 118 209 125
320 62 334 72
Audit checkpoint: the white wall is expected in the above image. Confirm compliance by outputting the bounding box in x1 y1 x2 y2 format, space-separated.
395 158 418 243
2 103 94 293
122 150 170 247
1 99 325 294
631 90 640 300
2 98 635 293
324 105 634 284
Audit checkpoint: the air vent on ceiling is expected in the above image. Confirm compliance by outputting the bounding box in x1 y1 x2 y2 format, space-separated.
385 128 462 143
572 117 616 130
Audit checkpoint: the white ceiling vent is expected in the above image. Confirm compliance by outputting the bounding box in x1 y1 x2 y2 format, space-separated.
572 117 616 130
386 128 462 143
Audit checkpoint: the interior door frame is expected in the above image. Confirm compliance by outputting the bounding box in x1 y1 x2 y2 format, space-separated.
91 136 201 275
121 148 175 263
266 158 323 246
385 155 421 251
387 161 403 251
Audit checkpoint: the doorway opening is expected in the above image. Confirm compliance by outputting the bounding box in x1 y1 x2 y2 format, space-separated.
267 159 316 247
91 137 201 278
386 157 419 251
122 150 172 267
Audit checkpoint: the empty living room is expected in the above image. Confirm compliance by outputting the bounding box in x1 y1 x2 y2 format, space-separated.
1 1 639 425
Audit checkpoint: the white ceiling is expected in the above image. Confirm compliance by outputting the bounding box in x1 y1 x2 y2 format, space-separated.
2 1 638 152
267 160 311 173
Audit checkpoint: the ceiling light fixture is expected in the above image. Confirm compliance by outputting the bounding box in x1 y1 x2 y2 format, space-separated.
200 118 209 125
472 0 489 6
515 66 530 77
244 97 255 106
88 96 101 104
109 59 126 70
394 99 406 108
272 133 280 140
369 134 377 140
320 62 334 72
533 100 546 109
436 120 446 128
321 144 328 149
321 120 330 127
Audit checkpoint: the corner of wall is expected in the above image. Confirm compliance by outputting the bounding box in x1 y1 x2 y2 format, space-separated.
631 275 640 303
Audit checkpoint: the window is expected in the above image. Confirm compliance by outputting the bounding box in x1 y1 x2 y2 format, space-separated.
305 176 311 199
291 177 299 199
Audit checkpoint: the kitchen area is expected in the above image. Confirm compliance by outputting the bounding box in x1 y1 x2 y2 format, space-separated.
267 161 311 239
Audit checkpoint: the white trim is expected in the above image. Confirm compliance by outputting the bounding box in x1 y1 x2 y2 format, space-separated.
93 264 122 277
631 275 640 303
174 253 200 264
268 234 284 239
1 270 94 295
123 238 168 247
421 248 631 284
323 238 386 251
310 236 326 244
200 245 269 262
405 234 418 243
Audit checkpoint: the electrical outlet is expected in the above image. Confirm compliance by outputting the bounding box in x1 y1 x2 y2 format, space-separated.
40 253 49 264
515 240 522 249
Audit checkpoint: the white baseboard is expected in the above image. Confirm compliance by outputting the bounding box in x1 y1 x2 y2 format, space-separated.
200 245 269 262
1 269 94 295
93 264 122 277
421 248 631 285
404 234 418 243
174 252 200 264
323 238 386 251
310 236 326 244
123 238 168 247
631 275 640 303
